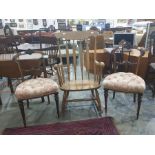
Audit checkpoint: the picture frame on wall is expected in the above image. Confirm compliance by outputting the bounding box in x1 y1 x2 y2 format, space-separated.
42 19 47 27
33 19 38 25
18 19 23 22
10 19 15 22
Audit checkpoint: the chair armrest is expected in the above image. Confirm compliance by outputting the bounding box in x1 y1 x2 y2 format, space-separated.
54 63 65 87
94 60 105 82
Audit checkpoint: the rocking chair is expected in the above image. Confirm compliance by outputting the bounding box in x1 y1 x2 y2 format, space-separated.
55 31 105 115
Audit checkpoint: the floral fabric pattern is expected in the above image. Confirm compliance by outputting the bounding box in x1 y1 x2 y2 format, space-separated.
15 78 59 100
103 72 145 93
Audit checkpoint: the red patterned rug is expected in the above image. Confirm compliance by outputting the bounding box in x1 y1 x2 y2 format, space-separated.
3 117 119 135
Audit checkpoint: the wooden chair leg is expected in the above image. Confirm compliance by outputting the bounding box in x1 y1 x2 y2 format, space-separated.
26 100 30 108
61 91 69 114
47 95 50 104
8 78 14 94
41 97 45 102
0 96 2 105
54 92 59 118
137 93 142 120
18 101 26 127
133 93 136 103
95 89 102 112
153 84 155 97
113 91 115 99
91 90 95 97
104 89 108 114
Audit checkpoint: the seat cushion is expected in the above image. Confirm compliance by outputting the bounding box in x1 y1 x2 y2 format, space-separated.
15 78 59 100
102 72 145 93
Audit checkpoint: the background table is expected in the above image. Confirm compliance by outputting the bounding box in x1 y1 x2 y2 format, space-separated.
84 49 111 74
17 43 52 52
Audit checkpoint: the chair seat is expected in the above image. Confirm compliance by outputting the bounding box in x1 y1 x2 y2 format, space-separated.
103 72 145 93
15 78 59 100
61 80 100 91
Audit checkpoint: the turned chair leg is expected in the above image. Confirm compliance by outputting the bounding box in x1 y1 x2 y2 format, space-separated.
18 101 26 127
54 92 59 118
137 93 142 120
47 95 50 104
0 96 2 105
113 91 115 99
26 100 29 108
8 78 14 94
61 91 69 114
95 89 102 112
104 89 108 114
133 93 136 103
41 97 45 102
91 90 95 97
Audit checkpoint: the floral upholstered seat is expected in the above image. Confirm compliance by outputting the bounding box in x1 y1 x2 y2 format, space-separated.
15 78 59 100
103 72 145 93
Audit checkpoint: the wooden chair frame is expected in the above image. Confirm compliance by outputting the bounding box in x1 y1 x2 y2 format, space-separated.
55 31 105 115
13 51 59 127
104 48 145 119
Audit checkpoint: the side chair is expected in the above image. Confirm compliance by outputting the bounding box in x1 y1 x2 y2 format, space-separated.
13 51 59 127
102 47 146 119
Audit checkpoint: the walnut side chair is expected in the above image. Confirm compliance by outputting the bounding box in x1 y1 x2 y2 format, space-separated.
13 51 59 127
103 47 146 119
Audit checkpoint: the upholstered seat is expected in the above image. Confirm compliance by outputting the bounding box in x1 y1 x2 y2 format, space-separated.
103 72 145 93
15 78 59 100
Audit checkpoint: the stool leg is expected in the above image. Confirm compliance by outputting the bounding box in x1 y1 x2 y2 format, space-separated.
104 89 108 114
54 92 59 118
137 93 142 120
18 101 26 127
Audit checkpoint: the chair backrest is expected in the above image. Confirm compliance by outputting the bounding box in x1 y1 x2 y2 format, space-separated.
55 31 105 87
39 35 59 64
111 47 145 74
13 50 44 81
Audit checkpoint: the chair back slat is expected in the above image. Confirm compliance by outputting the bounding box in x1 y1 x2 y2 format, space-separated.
94 37 97 81
79 42 84 80
86 40 90 80
13 51 44 81
72 41 77 80
66 42 70 81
